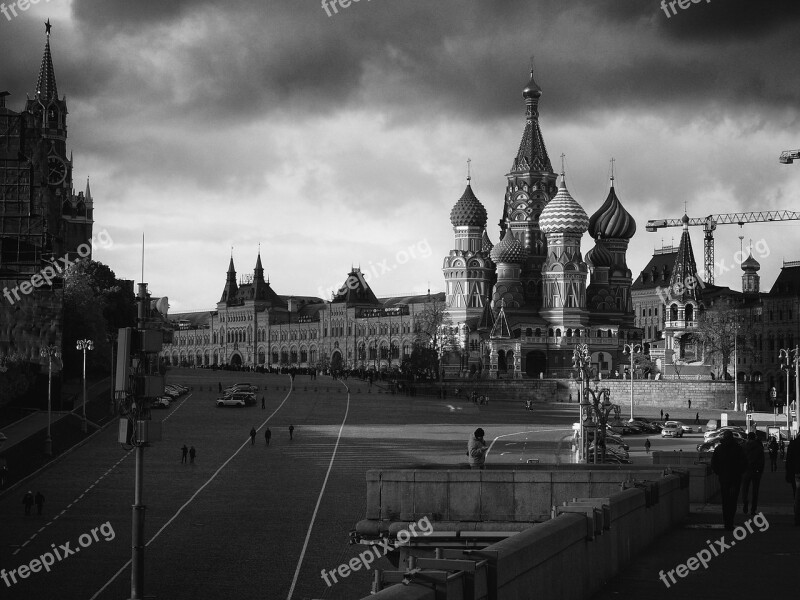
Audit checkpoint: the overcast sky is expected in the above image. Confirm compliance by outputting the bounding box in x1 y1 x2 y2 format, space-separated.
2 0 800 312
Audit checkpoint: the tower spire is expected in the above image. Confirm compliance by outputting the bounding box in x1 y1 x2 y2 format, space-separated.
36 20 58 100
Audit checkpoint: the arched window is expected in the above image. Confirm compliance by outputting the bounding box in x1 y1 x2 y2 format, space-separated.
685 304 694 322
670 304 678 321
535 328 542 337
566 328 572 337
555 329 561 337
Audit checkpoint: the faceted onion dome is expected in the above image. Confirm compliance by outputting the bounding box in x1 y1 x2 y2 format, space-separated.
522 69 542 99
450 182 488 227
588 182 636 240
585 242 613 268
489 230 528 264
741 254 761 271
481 230 494 253
539 176 589 234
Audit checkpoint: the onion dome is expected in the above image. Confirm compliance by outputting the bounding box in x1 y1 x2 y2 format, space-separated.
481 230 494 253
450 182 487 227
539 175 589 235
585 242 613 268
490 230 528 264
588 179 636 240
522 69 542 99
741 254 760 271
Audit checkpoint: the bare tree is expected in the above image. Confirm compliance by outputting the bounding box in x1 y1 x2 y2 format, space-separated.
412 299 459 379
696 303 755 379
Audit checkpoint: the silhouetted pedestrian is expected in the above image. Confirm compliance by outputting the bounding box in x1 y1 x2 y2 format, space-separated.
289 425 294 440
261 395 265 409
265 428 271 446
250 427 257 445
218 382 222 393
711 430 748 530
688 399 692 409
189 446 196 463
768 436 779 472
660 409 663 420
34 491 44 516
786 435 800 524
741 432 765 515
181 445 188 463
23 491 33 515
695 412 700 424
665 412 670 421
644 439 651 453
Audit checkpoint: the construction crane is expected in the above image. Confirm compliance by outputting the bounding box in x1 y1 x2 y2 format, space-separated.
645 211 800 284
779 149 800 164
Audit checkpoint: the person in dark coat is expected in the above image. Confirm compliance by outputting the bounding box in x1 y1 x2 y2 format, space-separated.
711 430 748 530
740 432 765 515
181 444 188 464
261 395 265 409
189 446 196 463
289 425 294 440
785 435 800 525
768 436 779 472
265 428 271 446
23 491 33 515
250 427 257 445
34 491 45 516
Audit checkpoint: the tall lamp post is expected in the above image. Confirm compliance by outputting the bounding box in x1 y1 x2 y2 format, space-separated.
76 339 94 433
779 347 796 437
572 344 592 463
39 344 60 456
623 343 643 422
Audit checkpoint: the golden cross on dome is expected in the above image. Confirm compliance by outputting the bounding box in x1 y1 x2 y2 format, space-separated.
610 157 615 181
466 157 472 181
560 153 566 176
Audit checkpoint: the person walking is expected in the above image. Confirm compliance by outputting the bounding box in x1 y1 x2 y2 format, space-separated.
250 427 257 445
741 432 765 516
711 430 748 530
289 425 294 440
189 446 196 464
688 399 692 410
181 444 188 464
265 428 271 446
695 412 700 424
261 395 266 409
768 436 779 472
218 382 222 393
34 491 45 516
467 428 489 470
660 409 663 420
786 434 800 525
644 438 651 453
23 491 33 515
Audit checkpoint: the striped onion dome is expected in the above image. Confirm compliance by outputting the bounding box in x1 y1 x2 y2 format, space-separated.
585 242 613 268
588 179 636 240
539 175 589 235
489 230 528 264
450 182 487 228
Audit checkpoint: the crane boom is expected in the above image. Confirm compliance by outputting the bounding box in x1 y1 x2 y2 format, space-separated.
645 210 800 284
779 149 800 164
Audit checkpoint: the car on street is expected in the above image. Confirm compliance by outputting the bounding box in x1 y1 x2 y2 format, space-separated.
629 419 660 434
216 395 246 407
151 397 171 409
703 426 745 441
607 420 640 435
661 421 684 438
223 391 256 406
697 436 746 453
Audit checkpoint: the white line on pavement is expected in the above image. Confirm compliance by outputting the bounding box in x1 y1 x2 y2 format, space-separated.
286 380 350 600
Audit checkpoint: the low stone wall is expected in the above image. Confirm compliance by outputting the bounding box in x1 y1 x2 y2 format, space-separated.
651 450 720 502
362 472 689 600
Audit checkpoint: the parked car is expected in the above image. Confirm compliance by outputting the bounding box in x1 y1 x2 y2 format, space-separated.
216 396 246 407
703 426 745 441
151 397 171 409
223 391 256 406
661 421 684 438
587 430 629 451
629 419 660 434
697 436 745 453
233 383 258 392
607 420 640 435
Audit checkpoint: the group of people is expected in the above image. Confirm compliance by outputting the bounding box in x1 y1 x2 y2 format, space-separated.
712 430 800 528
22 491 45 515
180 445 197 463
249 425 294 445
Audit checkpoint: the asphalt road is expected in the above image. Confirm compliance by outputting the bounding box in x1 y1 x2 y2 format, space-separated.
0 370 711 600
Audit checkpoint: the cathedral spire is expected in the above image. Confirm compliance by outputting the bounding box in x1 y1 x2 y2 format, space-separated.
510 67 552 175
668 215 702 303
36 20 58 100
220 256 238 304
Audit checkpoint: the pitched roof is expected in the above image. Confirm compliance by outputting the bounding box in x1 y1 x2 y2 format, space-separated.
768 262 800 296
669 220 702 303
490 304 512 339
631 248 678 291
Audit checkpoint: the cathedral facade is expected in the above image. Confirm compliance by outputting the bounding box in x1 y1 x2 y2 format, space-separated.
442 70 641 379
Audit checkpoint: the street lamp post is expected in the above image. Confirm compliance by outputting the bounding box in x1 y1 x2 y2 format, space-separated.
39 345 60 456
623 343 643 422
573 343 592 463
76 339 94 433
779 347 795 437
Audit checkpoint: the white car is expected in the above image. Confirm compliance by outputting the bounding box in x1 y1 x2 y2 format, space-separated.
661 421 684 438
216 396 245 407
